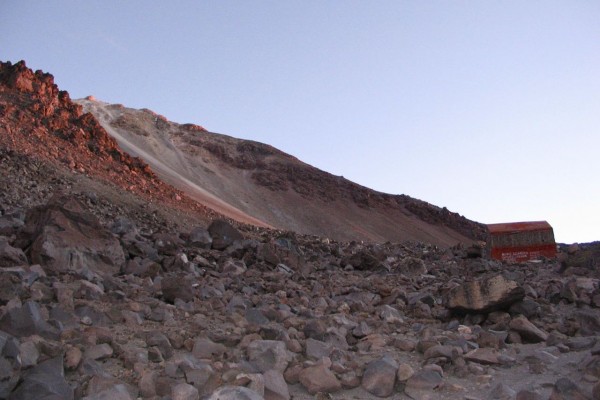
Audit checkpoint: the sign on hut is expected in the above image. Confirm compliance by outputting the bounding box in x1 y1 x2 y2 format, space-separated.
486 221 557 263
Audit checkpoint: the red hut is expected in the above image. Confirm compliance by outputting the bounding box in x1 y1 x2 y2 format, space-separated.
486 221 557 262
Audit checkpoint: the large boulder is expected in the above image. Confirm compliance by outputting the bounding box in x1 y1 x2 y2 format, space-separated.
445 274 525 313
0 301 59 340
16 195 125 276
207 220 243 250
361 355 398 397
8 356 73 400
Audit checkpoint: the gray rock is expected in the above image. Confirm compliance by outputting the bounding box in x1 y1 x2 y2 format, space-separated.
16 195 125 276
509 315 548 343
247 340 290 373
509 298 541 319
490 382 517 399
109 217 137 236
0 356 19 398
19 340 39 368
445 274 525 313
162 274 195 303
352 321 372 338
399 256 427 276
263 369 290 400
208 220 243 250
245 308 269 326
172 383 199 400
75 305 109 326
223 259 247 276
0 300 59 339
405 369 443 390
207 386 265 400
548 377 588 400
188 227 212 248
184 362 218 395
192 337 226 360
83 384 135 400
9 356 73 400
378 305 404 324
575 310 600 336
305 338 333 360
84 343 113 360
361 355 398 397
516 390 545 400
0 214 24 237
0 238 28 268
146 330 174 360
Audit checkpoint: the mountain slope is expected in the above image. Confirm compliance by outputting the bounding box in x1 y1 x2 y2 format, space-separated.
0 60 225 230
76 98 485 246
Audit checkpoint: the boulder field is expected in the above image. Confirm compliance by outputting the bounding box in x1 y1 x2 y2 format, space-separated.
0 194 598 399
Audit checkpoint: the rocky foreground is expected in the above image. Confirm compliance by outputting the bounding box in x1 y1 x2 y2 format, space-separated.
0 193 599 400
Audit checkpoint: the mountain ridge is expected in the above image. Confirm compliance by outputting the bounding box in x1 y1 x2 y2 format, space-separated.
1 59 484 246
75 98 485 245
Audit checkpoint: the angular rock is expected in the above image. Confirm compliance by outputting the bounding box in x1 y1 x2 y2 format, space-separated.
298 364 342 395
305 338 332 360
161 274 195 303
399 256 427 276
19 340 40 368
9 356 73 400
490 382 517 399
247 340 290 373
361 355 398 397
16 196 125 276
84 343 113 361
464 348 503 365
405 369 443 390
0 300 59 339
263 369 290 400
509 315 548 343
576 310 600 336
207 220 243 250
445 274 525 313
0 238 28 268
509 298 541 319
548 378 588 400
146 331 174 360
0 356 19 397
188 227 212 249
378 305 404 324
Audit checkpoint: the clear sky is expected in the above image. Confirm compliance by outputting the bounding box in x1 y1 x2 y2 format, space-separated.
2 1 599 243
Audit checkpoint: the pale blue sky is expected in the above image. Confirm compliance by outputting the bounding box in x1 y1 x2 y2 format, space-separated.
2 1 599 243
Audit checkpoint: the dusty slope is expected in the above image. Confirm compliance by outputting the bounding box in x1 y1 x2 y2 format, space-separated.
77 98 485 246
